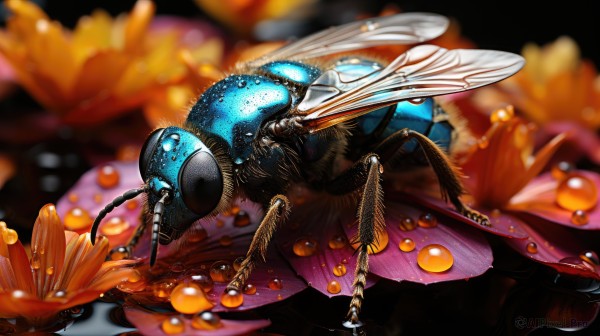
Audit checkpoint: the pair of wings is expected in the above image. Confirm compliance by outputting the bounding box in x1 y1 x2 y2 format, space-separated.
242 13 525 132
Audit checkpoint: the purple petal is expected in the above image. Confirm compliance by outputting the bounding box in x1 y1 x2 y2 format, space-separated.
342 198 493 284
124 304 270 336
542 121 600 164
503 215 600 280
509 171 600 230
393 191 529 238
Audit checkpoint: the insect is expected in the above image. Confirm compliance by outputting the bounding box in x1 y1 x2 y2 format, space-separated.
91 12 524 328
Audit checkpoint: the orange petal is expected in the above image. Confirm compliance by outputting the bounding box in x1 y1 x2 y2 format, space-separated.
4 0 48 22
71 50 131 103
53 233 89 291
6 239 35 294
71 9 114 63
124 0 155 52
0 256 16 290
65 235 109 292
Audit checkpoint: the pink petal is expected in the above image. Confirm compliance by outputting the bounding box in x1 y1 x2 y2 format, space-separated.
542 121 600 164
343 199 493 284
509 171 600 230
124 304 270 336
394 191 529 238
56 161 144 247
503 215 600 280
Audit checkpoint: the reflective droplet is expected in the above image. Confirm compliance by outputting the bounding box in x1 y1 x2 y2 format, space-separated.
243 283 257 295
209 261 235 283
233 257 245 271
233 210 250 227
352 230 389 254
100 217 130 236
52 290 67 298
97 164 120 189
490 209 502 218
170 262 184 273
187 227 208 243
93 193 103 204
571 210 589 226
30 253 41 270
551 161 574 181
127 270 142 283
2 228 18 245
490 105 514 123
188 272 214 293
328 235 347 249
46 266 54 275
293 237 318 256
153 279 177 298
220 289 243 308
162 134 180 152
219 235 233 247
559 257 596 272
526 242 538 254
267 277 283 290
68 193 79 203
215 219 225 228
360 21 378 32
126 199 139 210
109 246 130 261
64 207 92 230
333 263 347 277
399 238 416 252
170 283 214 314
237 80 247 88
508 225 516 233
398 217 417 231
191 311 222 330
162 316 185 334
341 258 348 264
579 250 600 265
418 213 438 228
556 175 598 211
417 244 454 273
478 136 489 149
327 280 342 294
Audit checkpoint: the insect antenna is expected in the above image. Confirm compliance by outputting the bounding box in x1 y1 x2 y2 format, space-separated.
91 186 148 245
150 191 170 266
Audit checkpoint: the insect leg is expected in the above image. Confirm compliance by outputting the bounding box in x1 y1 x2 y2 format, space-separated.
325 154 384 328
226 195 290 291
375 128 490 226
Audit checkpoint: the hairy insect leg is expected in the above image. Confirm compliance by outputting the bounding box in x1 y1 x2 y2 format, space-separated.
226 195 290 291
375 128 490 226
325 154 385 328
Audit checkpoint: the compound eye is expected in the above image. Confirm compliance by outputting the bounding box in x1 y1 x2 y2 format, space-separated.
179 151 223 216
139 128 165 180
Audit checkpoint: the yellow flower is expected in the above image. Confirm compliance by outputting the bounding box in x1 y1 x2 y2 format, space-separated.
0 204 136 330
0 0 222 125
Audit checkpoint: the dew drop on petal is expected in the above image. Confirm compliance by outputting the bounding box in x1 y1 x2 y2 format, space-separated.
188 272 214 293
64 207 92 230
97 164 120 189
328 234 347 249
2 228 18 245
187 227 208 243
267 277 283 290
209 261 235 283
233 210 250 227
126 199 139 210
490 105 514 123
219 235 233 247
417 244 454 273
30 253 40 270
399 238 416 252
46 266 54 275
153 279 177 299
333 263 347 277
559 257 596 272
556 175 598 211
418 213 438 228
478 136 489 149
68 193 79 203
579 250 600 265
127 270 142 283
191 311 222 330
100 217 130 236
341 258 348 264
551 161 574 181
220 289 243 308
508 225 515 233
170 283 214 314
327 280 342 294
571 210 589 226
109 246 130 261
398 217 417 231
242 283 257 295
526 242 538 254
490 209 501 218
233 256 245 271
293 237 318 256
162 316 185 334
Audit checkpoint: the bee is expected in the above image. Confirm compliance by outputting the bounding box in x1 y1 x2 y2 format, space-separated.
91 12 524 327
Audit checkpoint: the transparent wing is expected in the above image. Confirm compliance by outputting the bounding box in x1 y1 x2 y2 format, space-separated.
296 44 525 131
245 13 449 68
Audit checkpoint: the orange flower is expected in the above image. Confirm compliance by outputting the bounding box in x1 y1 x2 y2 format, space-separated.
0 0 223 125
0 204 136 330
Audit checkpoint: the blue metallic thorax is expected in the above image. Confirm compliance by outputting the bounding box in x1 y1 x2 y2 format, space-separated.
145 126 210 228
260 60 322 87
187 75 292 164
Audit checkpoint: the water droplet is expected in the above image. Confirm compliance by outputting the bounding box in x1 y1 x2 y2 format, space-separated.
341 258 348 264
417 244 454 272
52 290 67 298
188 272 214 293
571 210 589 226
100 217 130 236
153 279 177 299
127 270 142 283
255 79 261 85
580 250 600 265
559 257 596 272
508 225 516 233
490 209 502 218
328 235 347 249
68 193 79 203
2 228 17 245
333 263 347 276
526 242 538 254
399 217 417 231
220 289 243 308
551 161 574 181
327 280 342 294
233 210 251 227
64 207 92 230
233 256 245 271
478 136 489 149
556 174 598 211
162 316 185 334
215 219 225 228
243 283 256 295
408 98 425 105
187 227 208 243
234 158 243 165
30 253 40 270
418 213 438 228
93 193 103 204
109 246 130 261
490 105 514 123
46 266 54 275
399 238 416 252
162 134 180 152
97 164 120 189
351 230 389 254
219 235 233 247
170 283 214 314
209 261 235 283
170 262 185 273
218 98 224 102
360 20 378 32
238 80 247 88
293 237 318 256
126 199 139 210
267 277 283 290
191 311 222 330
